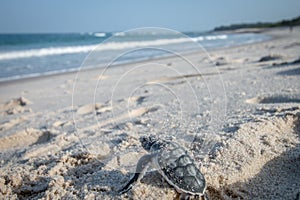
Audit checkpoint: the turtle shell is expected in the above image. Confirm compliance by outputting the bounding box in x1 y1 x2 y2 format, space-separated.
155 141 206 195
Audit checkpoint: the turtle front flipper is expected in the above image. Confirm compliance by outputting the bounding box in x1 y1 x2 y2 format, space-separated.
119 153 155 194
118 173 139 194
178 193 208 200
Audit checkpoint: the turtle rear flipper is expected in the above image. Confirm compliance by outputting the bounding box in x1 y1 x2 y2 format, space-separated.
119 153 155 194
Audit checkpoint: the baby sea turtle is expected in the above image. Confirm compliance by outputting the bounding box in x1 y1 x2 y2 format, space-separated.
119 135 208 200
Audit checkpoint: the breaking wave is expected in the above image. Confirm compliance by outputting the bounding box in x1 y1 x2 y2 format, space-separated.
0 35 228 61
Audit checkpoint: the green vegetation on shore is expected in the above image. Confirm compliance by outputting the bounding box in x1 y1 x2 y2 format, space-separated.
214 16 300 31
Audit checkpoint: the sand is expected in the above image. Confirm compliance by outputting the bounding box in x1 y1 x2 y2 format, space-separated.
0 27 300 200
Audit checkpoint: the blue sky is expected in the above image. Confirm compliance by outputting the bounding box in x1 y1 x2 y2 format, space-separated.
0 0 299 33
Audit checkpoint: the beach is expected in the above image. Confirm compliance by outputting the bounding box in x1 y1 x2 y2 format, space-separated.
0 27 300 200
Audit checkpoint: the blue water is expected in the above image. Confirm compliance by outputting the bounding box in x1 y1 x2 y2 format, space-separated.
0 31 270 82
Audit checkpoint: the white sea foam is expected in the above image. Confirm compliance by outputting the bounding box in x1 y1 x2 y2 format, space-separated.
114 32 125 36
0 35 228 61
205 35 228 40
94 32 106 37
0 45 97 61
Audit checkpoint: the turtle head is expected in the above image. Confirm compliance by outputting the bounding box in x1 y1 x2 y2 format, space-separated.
139 135 158 151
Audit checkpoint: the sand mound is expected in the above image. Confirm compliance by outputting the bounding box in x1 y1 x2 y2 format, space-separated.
0 128 53 151
205 113 300 199
0 97 32 115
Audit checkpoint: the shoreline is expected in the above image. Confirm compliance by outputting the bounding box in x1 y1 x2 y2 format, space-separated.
0 27 300 199
0 28 274 86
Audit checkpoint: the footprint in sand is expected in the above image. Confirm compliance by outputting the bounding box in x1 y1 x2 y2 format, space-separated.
146 72 219 84
257 55 282 62
0 117 27 131
128 96 147 105
52 120 67 128
0 128 54 151
214 57 228 66
283 42 300 49
0 97 32 115
76 103 103 115
246 94 300 104
264 57 300 68
80 105 160 131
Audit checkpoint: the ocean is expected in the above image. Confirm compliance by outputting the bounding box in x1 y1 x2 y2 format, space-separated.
0 29 270 82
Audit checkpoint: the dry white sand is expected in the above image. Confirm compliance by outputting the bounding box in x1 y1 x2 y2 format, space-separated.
0 27 300 200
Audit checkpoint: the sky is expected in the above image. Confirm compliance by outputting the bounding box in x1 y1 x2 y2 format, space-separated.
0 0 299 33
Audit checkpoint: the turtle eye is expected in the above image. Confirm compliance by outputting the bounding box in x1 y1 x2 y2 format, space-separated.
140 137 150 151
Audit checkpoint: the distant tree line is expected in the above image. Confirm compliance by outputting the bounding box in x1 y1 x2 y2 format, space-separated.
214 16 300 31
